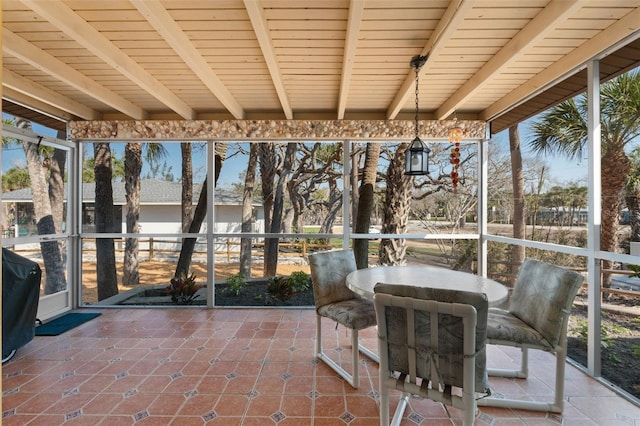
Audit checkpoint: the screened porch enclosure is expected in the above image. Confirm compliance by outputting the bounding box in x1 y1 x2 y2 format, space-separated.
3 0 640 413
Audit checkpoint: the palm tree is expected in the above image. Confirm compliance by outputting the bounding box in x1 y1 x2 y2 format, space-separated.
624 147 640 242
94 142 119 300
123 142 167 286
123 143 142 286
510 125 526 284
180 142 193 233
354 142 381 269
529 71 640 287
13 118 67 294
379 143 413 265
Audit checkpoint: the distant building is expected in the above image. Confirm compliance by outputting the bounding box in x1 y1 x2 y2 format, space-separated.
1 180 264 250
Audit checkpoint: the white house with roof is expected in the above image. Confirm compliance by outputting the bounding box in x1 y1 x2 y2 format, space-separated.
2 180 264 252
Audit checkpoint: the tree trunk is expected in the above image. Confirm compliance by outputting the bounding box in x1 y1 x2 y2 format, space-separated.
240 144 258 278
282 208 295 234
94 142 119 301
25 141 66 294
49 148 66 234
601 148 630 289
354 142 381 269
265 143 296 276
180 143 193 232
319 177 342 234
174 142 227 278
379 143 412 265
49 147 67 262
123 143 142 285
16 119 66 294
509 126 526 284
351 149 361 224
259 144 276 275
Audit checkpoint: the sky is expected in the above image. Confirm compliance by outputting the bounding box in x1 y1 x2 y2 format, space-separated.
490 118 588 187
2 113 587 188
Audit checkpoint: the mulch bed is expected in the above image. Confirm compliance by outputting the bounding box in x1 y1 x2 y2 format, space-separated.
567 302 640 400
214 282 315 307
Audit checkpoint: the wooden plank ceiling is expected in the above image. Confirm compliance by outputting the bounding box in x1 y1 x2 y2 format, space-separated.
2 0 640 135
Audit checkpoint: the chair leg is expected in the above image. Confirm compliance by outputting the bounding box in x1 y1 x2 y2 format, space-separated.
389 393 410 426
479 346 565 413
487 347 528 379
379 378 390 426
351 329 360 388
358 340 379 363
521 347 529 378
462 389 475 426
553 345 567 412
315 315 322 357
315 315 361 388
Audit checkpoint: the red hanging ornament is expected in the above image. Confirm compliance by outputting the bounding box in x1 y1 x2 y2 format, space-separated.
449 126 462 192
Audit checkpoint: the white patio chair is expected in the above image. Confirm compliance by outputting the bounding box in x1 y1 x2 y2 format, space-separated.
477 258 584 413
374 283 490 426
308 249 377 388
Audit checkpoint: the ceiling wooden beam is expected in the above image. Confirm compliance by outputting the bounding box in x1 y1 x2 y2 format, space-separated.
435 0 583 120
386 0 476 120
132 0 244 120
244 0 292 120
21 0 196 120
337 0 364 120
3 87 76 122
3 68 100 120
483 6 640 121
3 29 145 120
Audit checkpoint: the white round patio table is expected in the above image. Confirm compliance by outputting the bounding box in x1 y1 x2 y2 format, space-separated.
346 265 508 306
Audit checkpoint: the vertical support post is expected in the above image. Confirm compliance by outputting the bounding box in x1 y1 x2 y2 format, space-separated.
206 140 216 308
70 137 81 308
478 133 489 277
587 59 602 376
342 140 351 250
148 237 154 260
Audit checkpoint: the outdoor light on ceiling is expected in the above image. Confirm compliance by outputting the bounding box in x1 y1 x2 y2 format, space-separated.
405 54 430 176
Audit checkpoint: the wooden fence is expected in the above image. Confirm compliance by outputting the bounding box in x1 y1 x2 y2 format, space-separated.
81 237 335 262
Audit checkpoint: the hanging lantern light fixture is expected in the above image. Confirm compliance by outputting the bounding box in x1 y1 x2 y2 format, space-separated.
405 55 430 176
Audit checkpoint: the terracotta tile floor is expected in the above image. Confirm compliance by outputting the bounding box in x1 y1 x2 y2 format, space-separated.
3 308 639 425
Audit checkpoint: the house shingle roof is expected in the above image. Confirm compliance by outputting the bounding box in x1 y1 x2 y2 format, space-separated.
2 179 250 206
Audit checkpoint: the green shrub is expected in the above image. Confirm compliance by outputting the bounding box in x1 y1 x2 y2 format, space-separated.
570 318 627 350
224 273 246 296
266 271 310 302
628 264 640 278
267 276 295 302
288 271 311 292
165 272 203 305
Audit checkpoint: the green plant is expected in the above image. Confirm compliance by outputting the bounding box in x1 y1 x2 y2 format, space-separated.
627 264 640 278
288 271 311 293
165 272 203 305
224 273 246 296
266 271 310 302
266 276 295 302
571 319 620 349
